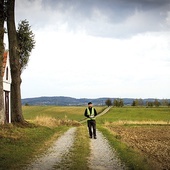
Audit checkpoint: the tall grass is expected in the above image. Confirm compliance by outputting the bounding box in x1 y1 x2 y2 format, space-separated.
32 116 81 127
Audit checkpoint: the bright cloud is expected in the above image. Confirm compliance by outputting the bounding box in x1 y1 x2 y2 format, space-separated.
21 29 170 98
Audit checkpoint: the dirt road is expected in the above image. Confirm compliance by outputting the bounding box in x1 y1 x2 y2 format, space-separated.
26 127 76 170
25 107 124 170
88 130 125 170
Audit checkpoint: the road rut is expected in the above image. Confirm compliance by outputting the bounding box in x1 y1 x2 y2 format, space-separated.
88 130 126 170
26 127 76 170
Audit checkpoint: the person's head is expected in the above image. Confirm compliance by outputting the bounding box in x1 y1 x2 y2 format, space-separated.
88 102 93 108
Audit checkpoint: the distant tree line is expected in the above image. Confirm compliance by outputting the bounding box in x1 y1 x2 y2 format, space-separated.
105 98 124 107
131 99 170 107
105 98 170 107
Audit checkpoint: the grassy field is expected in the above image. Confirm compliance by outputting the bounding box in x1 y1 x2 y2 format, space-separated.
0 106 169 169
97 107 170 124
23 106 106 121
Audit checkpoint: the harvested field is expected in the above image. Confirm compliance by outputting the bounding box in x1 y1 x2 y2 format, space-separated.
106 125 170 170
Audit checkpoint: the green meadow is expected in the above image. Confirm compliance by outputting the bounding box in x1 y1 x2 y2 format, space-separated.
23 105 106 121
97 107 170 124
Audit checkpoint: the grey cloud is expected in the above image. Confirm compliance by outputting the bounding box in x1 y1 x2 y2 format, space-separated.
17 0 170 38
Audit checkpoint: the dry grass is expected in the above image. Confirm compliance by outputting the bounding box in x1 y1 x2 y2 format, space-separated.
104 120 170 126
0 124 23 140
32 116 81 127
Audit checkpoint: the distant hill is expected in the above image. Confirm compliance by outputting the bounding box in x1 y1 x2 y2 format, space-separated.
21 96 168 106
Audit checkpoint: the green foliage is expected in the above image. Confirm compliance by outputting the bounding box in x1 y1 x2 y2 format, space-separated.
161 99 169 106
113 98 124 107
154 99 161 107
105 99 112 107
132 99 143 106
17 19 35 71
25 103 29 106
146 99 161 107
146 101 153 107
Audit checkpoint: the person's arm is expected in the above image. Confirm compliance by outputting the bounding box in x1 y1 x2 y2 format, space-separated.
84 109 89 118
94 108 97 116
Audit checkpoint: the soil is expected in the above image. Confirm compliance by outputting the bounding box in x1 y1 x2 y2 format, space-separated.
107 125 170 170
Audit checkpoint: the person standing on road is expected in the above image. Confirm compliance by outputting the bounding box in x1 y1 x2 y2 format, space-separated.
84 102 97 139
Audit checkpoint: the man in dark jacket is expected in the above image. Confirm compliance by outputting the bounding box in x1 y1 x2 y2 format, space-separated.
84 102 97 139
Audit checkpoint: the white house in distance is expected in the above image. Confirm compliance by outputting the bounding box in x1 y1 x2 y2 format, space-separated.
2 51 12 123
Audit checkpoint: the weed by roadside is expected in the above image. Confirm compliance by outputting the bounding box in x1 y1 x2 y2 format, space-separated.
32 116 81 127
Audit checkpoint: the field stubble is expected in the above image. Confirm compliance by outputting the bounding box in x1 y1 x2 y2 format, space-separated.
105 123 170 170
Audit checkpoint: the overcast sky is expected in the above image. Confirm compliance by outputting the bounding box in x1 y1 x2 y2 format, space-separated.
11 0 170 99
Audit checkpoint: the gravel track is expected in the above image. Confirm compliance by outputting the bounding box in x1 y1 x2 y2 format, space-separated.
26 127 76 170
25 107 125 170
88 130 126 170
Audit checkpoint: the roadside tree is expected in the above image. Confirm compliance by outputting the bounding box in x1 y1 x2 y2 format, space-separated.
7 0 35 123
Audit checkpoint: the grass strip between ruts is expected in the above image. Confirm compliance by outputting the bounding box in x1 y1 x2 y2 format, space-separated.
55 125 91 170
69 125 91 170
97 125 151 170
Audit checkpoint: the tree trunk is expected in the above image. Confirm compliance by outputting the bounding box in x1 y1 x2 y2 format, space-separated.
0 0 5 124
7 0 25 123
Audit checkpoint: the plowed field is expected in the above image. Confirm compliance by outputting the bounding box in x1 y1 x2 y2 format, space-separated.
106 125 170 170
